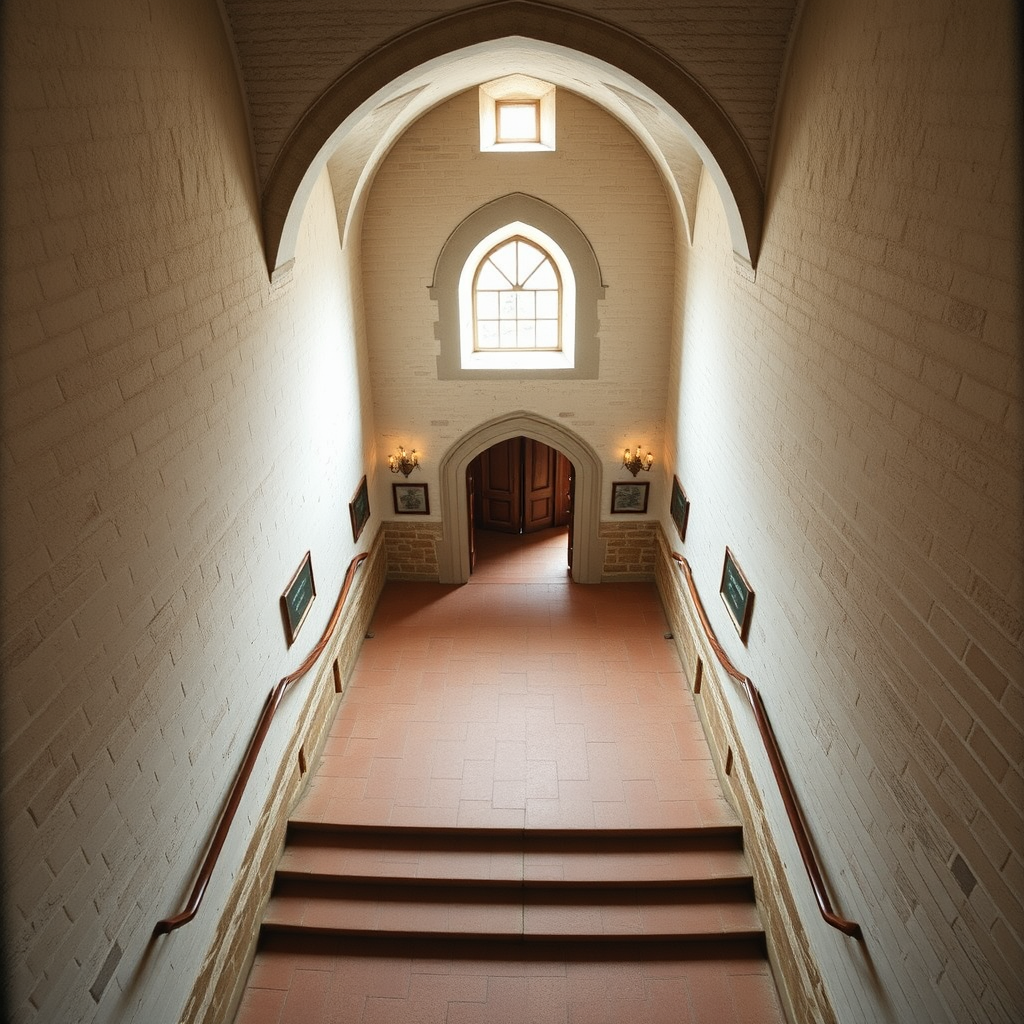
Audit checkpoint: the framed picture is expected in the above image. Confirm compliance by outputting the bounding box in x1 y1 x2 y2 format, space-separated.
393 482 429 515
670 476 689 542
349 475 370 541
281 551 316 647
610 480 649 514
720 547 754 644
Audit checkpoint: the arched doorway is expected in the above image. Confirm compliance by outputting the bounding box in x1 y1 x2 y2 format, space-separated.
468 436 574 576
437 412 605 584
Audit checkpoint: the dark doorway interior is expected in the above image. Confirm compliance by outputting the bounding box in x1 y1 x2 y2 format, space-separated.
467 437 574 573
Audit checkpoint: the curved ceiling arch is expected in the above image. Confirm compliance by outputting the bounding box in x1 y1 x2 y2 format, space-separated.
261 0 764 279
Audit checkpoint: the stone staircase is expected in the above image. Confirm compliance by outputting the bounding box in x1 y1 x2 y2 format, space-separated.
234 575 788 1022
259 821 765 954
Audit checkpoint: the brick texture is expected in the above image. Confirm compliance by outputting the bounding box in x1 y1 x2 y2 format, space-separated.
600 520 659 580
1 2 381 1022
658 2 1023 1021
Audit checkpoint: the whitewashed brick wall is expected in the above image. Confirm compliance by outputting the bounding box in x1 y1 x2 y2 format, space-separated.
4 1 1020 1023
1 2 377 1022
661 1 1022 1021
361 87 674 523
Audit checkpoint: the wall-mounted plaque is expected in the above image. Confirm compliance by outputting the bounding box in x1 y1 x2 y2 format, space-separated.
281 551 316 647
670 476 689 541
349 475 370 541
720 547 754 643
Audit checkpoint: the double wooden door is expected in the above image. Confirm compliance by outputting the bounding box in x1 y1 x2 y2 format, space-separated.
468 436 573 541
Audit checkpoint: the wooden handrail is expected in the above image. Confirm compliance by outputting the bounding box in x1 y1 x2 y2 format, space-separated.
154 552 370 936
670 552 863 940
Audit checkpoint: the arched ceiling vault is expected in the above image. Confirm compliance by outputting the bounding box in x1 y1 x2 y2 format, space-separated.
260 2 765 279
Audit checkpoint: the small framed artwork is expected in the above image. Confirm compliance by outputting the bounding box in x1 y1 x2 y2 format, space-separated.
281 551 316 647
610 481 649 514
720 547 754 644
670 476 690 542
349 475 370 542
393 482 429 515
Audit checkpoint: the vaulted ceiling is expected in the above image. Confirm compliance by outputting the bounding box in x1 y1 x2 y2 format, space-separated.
217 1 801 274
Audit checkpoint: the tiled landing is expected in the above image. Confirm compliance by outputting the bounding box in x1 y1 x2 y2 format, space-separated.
241 941 782 1024
232 528 787 1023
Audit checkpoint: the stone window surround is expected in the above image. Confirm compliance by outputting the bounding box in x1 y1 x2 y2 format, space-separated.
431 193 606 380
479 75 555 152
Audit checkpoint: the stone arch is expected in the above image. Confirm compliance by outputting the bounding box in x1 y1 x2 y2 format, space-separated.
430 193 606 379
261 1 763 277
437 411 605 584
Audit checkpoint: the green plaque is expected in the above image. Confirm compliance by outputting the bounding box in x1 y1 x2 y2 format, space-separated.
282 551 316 646
720 547 753 643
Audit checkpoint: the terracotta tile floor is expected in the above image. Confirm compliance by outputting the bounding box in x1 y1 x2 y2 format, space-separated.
233 527 786 1023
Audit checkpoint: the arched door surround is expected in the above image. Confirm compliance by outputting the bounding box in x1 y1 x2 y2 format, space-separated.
438 412 604 584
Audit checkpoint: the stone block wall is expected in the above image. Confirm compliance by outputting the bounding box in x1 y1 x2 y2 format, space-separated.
600 520 659 580
384 521 442 580
655 529 836 1024
185 533 387 1024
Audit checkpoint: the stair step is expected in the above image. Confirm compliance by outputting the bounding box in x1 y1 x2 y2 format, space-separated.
257 932 771 963
277 827 752 889
262 883 763 944
264 823 763 949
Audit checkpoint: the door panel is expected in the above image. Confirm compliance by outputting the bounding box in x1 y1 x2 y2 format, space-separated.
473 437 572 542
554 452 572 526
477 437 522 533
523 438 557 533
467 466 476 572
567 464 575 574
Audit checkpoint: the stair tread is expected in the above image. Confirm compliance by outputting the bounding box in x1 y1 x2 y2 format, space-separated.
287 820 744 840
277 843 753 886
267 824 764 947
263 888 763 940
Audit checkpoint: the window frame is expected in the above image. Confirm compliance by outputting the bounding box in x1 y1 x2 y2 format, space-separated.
479 77 555 153
472 235 562 354
494 99 541 144
458 222 576 372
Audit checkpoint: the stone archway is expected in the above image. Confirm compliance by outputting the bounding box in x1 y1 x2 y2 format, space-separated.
260 1 763 278
438 411 605 584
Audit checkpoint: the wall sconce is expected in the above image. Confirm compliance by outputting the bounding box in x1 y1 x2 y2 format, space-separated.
622 445 653 476
388 446 420 477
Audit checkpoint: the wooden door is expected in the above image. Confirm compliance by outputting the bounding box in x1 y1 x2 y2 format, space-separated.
476 437 522 533
473 437 571 537
554 452 572 527
467 464 476 572
523 438 559 533
566 463 575 574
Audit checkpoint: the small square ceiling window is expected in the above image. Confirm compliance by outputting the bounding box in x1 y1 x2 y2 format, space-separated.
495 100 540 144
479 77 555 152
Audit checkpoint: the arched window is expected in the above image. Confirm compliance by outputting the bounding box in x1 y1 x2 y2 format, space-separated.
432 194 604 380
456 221 577 372
473 236 561 352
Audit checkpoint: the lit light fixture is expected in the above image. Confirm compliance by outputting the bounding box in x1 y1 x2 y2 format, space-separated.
622 445 654 476
388 446 420 477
